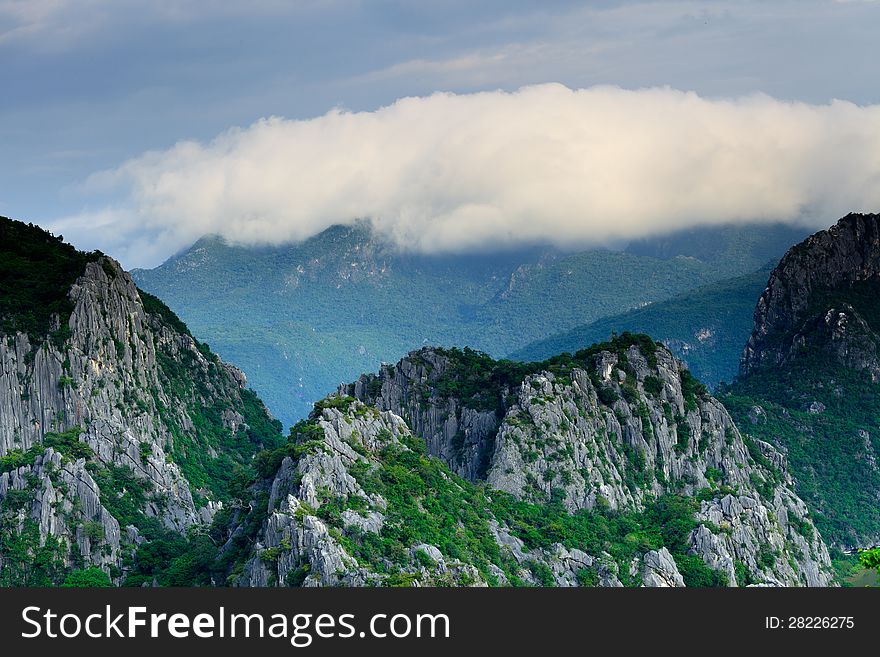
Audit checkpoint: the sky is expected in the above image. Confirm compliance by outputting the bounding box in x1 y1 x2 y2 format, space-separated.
2 0 880 267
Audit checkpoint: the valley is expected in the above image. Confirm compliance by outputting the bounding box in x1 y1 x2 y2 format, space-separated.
1 213 879 587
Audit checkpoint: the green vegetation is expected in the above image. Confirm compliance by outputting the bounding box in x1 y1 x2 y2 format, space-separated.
0 482 67 585
151 323 286 502
87 463 151 528
226 415 730 587
0 214 291 585
0 447 40 474
0 215 806 587
84 458 231 587
62 567 113 587
0 216 103 345
139 288 194 338
123 527 222 587
133 223 802 425
722 348 880 545
43 427 91 460
827 546 880 587
642 375 663 396
491 490 726 587
418 333 663 416
860 547 880 570
335 433 508 583
511 268 773 390
809 280 880 335
253 420 326 478
680 369 708 410
1 427 89 474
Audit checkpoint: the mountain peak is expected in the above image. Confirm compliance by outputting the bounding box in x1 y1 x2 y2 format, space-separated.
740 212 880 375
0 216 285 584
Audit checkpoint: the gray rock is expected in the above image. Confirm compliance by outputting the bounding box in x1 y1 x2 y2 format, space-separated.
642 548 685 587
1 256 275 580
341 350 501 481
742 213 880 375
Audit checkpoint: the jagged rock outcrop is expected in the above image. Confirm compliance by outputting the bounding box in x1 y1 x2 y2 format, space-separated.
727 212 880 548
345 340 833 585
485 346 753 512
343 349 502 481
233 403 486 587
1 220 283 584
741 213 880 375
0 449 122 573
0 261 205 525
641 548 685 587
236 337 834 587
0 261 193 582
691 486 829 587
228 399 642 588
0 217 838 586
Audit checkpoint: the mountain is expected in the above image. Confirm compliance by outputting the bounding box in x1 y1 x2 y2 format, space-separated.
0 216 286 585
625 222 811 265
0 216 833 586
223 336 832 587
509 268 772 388
721 213 880 547
132 222 805 426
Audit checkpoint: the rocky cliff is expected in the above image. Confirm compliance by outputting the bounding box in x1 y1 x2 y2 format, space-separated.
231 336 833 587
725 212 880 547
0 217 284 585
0 216 838 586
741 212 880 375
343 349 502 481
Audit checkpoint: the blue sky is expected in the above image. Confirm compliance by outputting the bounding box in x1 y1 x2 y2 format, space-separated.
2 1 879 266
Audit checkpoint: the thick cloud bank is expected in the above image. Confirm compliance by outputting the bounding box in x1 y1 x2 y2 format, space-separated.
57 84 880 267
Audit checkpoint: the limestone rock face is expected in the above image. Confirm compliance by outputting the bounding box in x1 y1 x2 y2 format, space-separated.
1 223 837 587
0 449 122 573
0 261 202 527
641 548 685 587
342 349 501 481
234 403 484 587
339 341 834 586
731 213 880 549
690 487 830 587
741 213 880 375
484 347 754 512
230 401 628 588
1 256 274 583
237 339 834 586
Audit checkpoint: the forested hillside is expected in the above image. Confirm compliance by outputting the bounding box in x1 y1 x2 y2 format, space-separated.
511 269 771 388
133 222 803 424
723 214 880 548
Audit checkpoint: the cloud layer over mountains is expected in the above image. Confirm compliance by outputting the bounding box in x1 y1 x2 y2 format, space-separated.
54 84 880 267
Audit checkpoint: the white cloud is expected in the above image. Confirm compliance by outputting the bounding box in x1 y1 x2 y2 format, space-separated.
55 84 880 267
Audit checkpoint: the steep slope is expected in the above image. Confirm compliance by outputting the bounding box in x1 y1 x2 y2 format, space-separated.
625 222 810 267
223 335 832 587
723 213 880 547
510 269 771 388
133 222 801 425
741 213 880 374
0 217 285 585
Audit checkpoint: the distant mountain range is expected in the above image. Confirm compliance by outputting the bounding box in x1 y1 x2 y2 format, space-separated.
4 211 876 587
133 222 809 425
722 213 880 547
510 268 772 388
